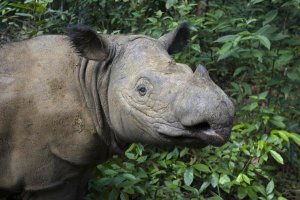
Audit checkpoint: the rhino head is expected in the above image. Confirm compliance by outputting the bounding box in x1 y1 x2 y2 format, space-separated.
67 24 234 151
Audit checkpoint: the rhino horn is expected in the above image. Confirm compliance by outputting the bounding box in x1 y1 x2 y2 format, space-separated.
67 24 113 61
158 23 190 54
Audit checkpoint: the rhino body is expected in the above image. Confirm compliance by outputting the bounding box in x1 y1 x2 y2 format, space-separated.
0 24 234 199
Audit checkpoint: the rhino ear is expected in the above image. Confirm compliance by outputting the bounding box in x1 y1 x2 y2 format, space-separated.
67 24 112 61
158 23 190 54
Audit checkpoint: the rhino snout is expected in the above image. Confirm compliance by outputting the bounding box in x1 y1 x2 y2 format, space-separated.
171 66 235 146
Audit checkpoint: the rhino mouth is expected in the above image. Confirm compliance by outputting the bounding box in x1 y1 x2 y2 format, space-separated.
156 122 228 146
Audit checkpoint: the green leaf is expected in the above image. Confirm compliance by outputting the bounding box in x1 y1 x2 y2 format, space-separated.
236 174 243 184
136 144 144 155
287 70 300 81
165 0 177 9
103 169 118 176
136 155 147 163
278 197 288 200
263 10 278 26
233 35 242 46
125 152 135 159
254 184 267 196
35 4 46 13
218 46 239 61
277 131 289 143
256 35 271 50
219 174 231 185
147 17 157 24
237 187 247 199
266 180 274 194
109 189 119 200
182 185 199 196
270 116 286 128
191 44 201 53
268 194 275 200
233 67 246 77
247 187 258 200
290 133 300 146
215 35 238 43
256 25 275 35
184 168 194 186
218 42 232 55
135 186 145 195
8 3 32 10
252 50 264 62
180 148 189 157
243 83 252 95
210 173 219 188
199 181 210 193
258 140 265 150
270 119 286 128
156 10 163 18
194 163 211 173
271 32 289 41
263 115 270 125
207 196 223 200
242 102 258 111
123 173 138 181
242 174 251 184
271 130 289 142
232 124 246 130
270 150 284 164
258 91 268 100
249 0 265 5
15 12 34 18
274 53 293 69
166 151 174 160
126 144 136 152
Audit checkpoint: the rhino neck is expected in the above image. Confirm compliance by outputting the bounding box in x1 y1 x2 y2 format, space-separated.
78 47 128 156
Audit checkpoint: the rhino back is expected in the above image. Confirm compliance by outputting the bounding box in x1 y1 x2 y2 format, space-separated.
0 36 103 193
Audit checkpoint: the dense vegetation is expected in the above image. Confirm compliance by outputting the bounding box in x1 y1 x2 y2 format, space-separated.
1 0 300 199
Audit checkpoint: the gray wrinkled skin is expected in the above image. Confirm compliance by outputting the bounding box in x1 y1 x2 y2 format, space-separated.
0 24 234 200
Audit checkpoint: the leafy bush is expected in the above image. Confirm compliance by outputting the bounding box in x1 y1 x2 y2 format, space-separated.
0 0 74 43
1 0 299 199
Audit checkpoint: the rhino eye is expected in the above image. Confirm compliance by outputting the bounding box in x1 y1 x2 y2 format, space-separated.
137 84 147 96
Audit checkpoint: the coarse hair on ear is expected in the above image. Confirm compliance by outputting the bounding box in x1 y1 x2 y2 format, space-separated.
67 24 112 61
158 23 190 54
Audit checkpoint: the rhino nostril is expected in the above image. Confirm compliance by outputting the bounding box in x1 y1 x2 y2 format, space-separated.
183 122 211 132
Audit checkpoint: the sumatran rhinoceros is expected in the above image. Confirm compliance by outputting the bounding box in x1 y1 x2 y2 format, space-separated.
0 23 234 199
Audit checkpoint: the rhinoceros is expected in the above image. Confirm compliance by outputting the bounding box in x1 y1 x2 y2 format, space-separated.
0 23 234 200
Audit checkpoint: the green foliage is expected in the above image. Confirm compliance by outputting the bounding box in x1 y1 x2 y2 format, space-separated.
1 0 300 199
0 0 74 42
